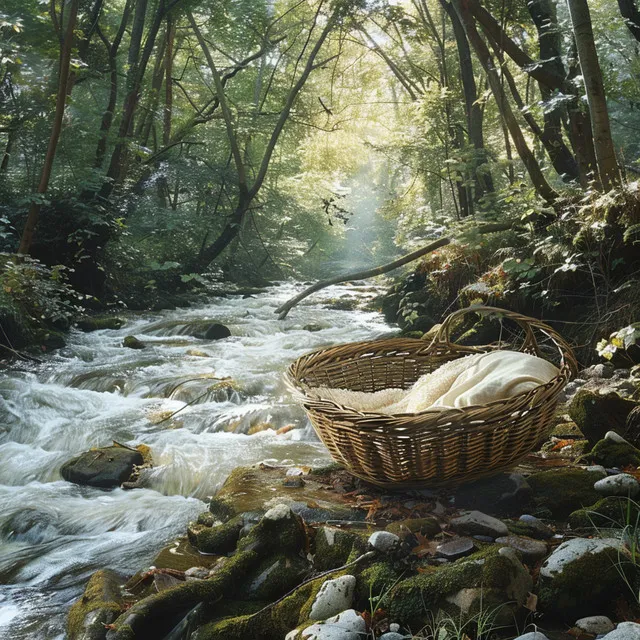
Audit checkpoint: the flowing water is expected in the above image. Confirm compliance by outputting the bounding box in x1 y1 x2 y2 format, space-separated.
0 283 390 639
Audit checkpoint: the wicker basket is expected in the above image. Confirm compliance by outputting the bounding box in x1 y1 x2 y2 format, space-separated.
286 305 577 488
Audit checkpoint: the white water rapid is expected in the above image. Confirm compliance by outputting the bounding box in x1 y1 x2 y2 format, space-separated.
0 283 390 639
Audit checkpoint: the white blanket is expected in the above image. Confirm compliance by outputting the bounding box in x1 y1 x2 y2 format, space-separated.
311 350 559 414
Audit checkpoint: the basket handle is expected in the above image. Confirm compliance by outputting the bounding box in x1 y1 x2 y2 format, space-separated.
430 305 578 376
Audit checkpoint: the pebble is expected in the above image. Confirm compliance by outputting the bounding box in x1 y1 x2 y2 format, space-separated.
594 473 640 497
585 465 607 475
450 510 508 538
494 535 548 563
575 616 615 634
518 514 554 539
298 609 366 640
264 504 293 521
389 623 400 633
368 531 400 554
513 633 549 640
435 537 475 560
472 535 494 543
184 567 209 580
602 621 640 639
309 576 356 621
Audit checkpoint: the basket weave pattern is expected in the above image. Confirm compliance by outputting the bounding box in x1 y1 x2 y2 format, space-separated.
286 306 578 488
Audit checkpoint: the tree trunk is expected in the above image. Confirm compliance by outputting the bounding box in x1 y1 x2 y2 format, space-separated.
453 0 557 204
163 14 175 146
566 0 621 190
441 0 493 197
18 0 79 255
0 126 16 175
618 0 640 42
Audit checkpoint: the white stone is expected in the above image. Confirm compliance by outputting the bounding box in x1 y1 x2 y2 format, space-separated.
287 467 305 476
594 473 640 497
585 465 607 476
321 527 336 547
575 616 615 634
389 623 400 633
309 576 356 621
602 621 640 639
540 538 624 578
368 531 400 554
513 633 549 640
605 430 628 444
301 609 366 640
264 503 292 521
380 634 406 640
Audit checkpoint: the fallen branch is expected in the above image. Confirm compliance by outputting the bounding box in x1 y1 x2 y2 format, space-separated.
275 222 516 319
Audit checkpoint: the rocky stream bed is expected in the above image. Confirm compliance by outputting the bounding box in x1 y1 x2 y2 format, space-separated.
2 284 640 640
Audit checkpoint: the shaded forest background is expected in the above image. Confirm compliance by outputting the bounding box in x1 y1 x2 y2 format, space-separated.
0 0 639 362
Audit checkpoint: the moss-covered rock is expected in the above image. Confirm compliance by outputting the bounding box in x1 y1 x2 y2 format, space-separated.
568 495 640 530
587 437 640 468
386 517 441 539
382 546 532 629
68 569 123 640
60 446 143 489
187 514 244 554
569 390 637 446
313 527 369 572
527 468 604 518
538 537 635 621
208 495 237 523
237 504 305 555
240 553 310 601
122 335 145 349
76 316 125 332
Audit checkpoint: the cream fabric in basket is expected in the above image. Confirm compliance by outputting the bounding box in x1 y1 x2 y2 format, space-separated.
310 350 559 415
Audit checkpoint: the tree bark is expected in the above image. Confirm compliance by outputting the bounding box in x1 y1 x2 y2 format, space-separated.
18 0 79 255
618 0 640 42
567 0 621 190
163 14 175 146
453 0 557 204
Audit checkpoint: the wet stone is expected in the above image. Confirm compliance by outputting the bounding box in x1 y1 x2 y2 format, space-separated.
283 477 305 488
575 615 615 634
602 622 640 639
513 515 554 540
594 473 640 497
368 531 400 554
450 510 508 539
513 633 549 640
60 446 143 488
309 575 357 621
494 535 548 563
435 537 475 560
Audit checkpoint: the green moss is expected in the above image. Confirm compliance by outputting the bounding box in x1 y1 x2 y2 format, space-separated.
538 546 635 620
309 462 344 476
527 468 603 518
187 515 244 554
191 614 251 640
354 560 405 611
587 438 640 468
123 335 145 349
207 495 236 522
386 517 441 538
313 527 369 572
569 390 636 446
240 553 310 601
569 496 640 530
237 508 305 555
76 315 125 331
197 511 216 527
68 569 123 639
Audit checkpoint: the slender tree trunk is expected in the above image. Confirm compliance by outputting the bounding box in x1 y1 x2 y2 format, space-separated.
0 126 16 175
18 0 79 255
163 14 175 146
453 0 557 204
566 0 621 190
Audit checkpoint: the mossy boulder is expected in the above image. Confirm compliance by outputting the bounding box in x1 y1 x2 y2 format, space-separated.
527 468 604 518
383 546 532 629
569 390 637 446
60 446 143 488
538 537 635 621
240 553 310 601
76 316 125 332
587 437 640 468
187 514 245 554
237 504 306 555
313 527 369 571
68 569 123 640
568 495 640 530
208 495 237 523
122 335 145 349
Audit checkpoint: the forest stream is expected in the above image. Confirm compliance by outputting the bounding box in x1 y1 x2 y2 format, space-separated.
0 283 387 639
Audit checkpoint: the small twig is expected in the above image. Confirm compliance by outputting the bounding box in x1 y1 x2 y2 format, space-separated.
112 440 139 452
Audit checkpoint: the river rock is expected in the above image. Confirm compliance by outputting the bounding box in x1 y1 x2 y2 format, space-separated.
60 446 143 488
122 335 145 349
588 435 640 468
242 552 310 600
594 473 640 497
450 510 508 538
494 535 548 563
297 609 366 640
569 389 636 446
513 633 549 640
602 622 640 639
538 537 633 619
202 323 231 340
453 472 532 515
369 531 400 554
435 537 475 560
68 569 123 640
575 616 615 634
569 495 640 529
76 316 125 332
314 527 368 572
509 514 554 540
187 514 245 554
309 575 357 620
